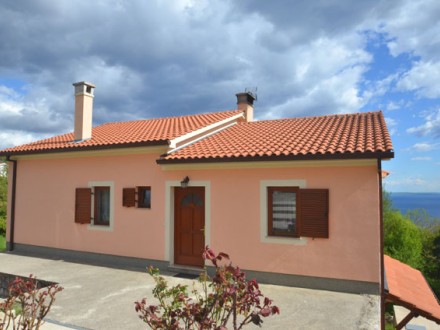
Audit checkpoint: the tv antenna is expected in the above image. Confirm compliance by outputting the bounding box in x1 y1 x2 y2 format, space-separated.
245 87 258 101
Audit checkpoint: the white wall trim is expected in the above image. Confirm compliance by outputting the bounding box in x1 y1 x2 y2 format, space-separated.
260 180 308 245
165 180 211 264
87 181 115 232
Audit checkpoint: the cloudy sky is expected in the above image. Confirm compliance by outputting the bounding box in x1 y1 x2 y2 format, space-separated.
0 0 439 192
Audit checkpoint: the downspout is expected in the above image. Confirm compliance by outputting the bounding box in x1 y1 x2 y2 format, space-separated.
377 158 385 330
6 156 17 251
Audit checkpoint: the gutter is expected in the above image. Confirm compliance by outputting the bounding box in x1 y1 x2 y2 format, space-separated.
378 158 385 330
6 156 17 251
157 151 395 165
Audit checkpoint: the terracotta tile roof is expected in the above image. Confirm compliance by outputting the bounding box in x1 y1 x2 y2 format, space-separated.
0 110 243 155
160 111 394 163
385 255 440 324
382 170 390 178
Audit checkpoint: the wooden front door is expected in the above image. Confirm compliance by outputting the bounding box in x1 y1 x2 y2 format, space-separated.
174 187 205 267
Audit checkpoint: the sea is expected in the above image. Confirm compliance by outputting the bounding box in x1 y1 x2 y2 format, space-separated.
389 192 440 219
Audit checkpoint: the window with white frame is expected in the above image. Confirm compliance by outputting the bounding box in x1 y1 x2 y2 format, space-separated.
268 187 299 237
261 181 329 243
75 182 114 228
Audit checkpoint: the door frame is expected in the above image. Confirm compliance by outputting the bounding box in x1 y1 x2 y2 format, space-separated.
165 180 211 266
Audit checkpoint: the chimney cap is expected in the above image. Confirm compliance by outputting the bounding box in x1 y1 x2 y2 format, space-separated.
236 91 256 106
73 81 96 88
73 81 95 96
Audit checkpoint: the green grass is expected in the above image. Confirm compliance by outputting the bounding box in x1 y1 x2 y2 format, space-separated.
385 322 395 330
0 235 6 252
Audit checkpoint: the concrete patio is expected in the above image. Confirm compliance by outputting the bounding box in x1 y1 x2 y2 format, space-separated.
0 252 379 329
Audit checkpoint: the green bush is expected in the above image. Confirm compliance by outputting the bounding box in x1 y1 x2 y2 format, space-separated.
419 225 440 296
383 209 423 268
0 216 5 237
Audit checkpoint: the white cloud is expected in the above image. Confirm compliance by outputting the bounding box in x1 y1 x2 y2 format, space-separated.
386 176 428 187
0 1 376 126
409 142 438 152
385 117 397 135
386 175 440 192
396 61 440 98
376 0 440 102
0 131 40 150
386 101 399 111
260 36 371 119
407 109 440 137
377 0 440 60
411 156 432 161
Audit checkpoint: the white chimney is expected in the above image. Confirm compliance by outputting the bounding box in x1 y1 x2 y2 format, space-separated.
73 81 95 141
236 91 256 122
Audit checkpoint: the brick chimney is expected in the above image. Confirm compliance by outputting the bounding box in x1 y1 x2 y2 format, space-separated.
236 91 256 122
73 81 95 141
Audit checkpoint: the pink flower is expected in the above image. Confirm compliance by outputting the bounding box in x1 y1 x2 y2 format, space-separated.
203 246 217 265
272 306 280 314
260 307 271 317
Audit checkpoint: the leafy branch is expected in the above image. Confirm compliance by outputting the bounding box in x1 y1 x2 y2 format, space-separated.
135 246 279 329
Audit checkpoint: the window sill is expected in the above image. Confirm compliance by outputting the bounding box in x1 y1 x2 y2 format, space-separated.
87 224 114 232
261 236 307 245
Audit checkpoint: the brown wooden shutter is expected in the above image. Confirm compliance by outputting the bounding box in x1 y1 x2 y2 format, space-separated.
123 188 136 207
299 189 329 238
75 188 92 224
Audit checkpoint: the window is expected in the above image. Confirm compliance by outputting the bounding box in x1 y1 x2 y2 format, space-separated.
181 192 203 207
94 186 110 225
267 186 329 239
268 187 299 237
75 183 114 228
122 186 151 208
138 186 151 208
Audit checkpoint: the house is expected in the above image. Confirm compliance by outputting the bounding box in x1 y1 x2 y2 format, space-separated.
0 82 394 296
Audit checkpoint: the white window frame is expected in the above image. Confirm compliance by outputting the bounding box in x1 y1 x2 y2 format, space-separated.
87 181 115 232
260 180 308 245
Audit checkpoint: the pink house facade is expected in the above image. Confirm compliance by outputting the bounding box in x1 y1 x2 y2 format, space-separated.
0 82 394 294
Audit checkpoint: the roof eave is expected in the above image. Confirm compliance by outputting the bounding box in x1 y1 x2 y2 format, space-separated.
0 140 170 157
156 151 395 165
385 293 440 324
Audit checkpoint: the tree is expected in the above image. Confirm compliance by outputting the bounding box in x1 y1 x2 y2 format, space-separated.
383 190 423 268
406 208 440 229
419 224 440 296
383 209 424 268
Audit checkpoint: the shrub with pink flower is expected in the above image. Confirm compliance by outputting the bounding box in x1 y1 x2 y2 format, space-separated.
135 246 279 329
0 275 63 330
